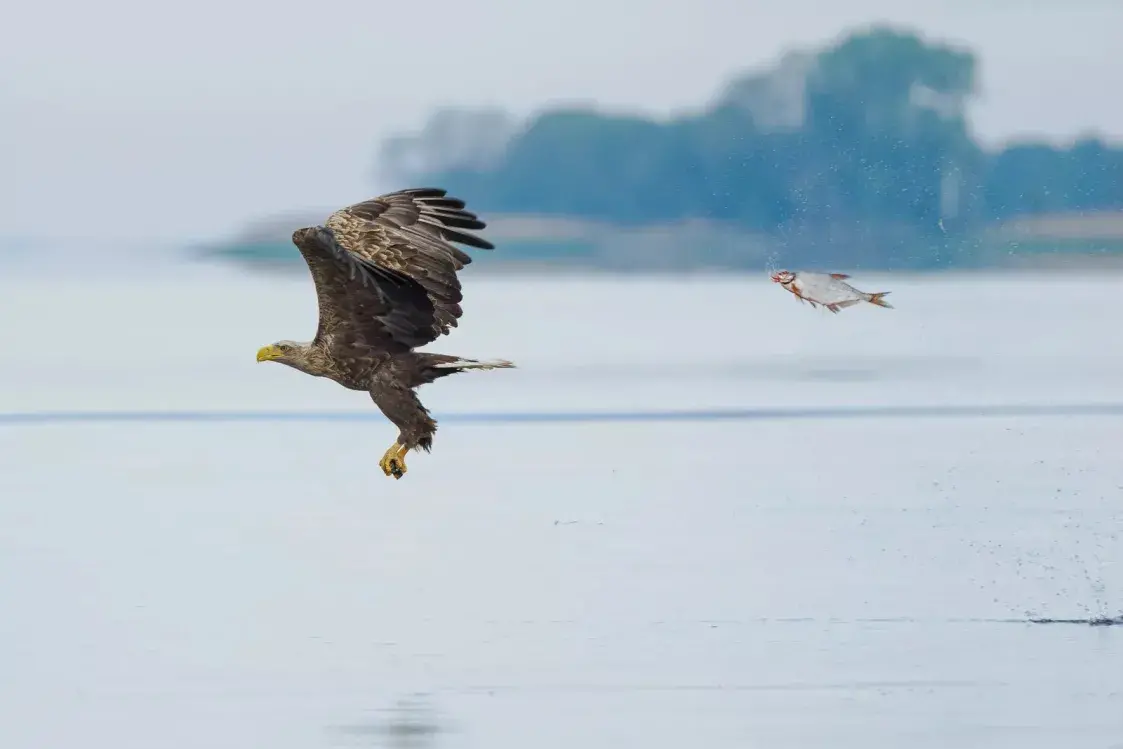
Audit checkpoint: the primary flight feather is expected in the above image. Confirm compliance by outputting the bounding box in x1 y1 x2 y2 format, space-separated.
256 187 515 480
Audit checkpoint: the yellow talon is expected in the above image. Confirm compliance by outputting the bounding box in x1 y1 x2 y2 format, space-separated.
379 442 408 480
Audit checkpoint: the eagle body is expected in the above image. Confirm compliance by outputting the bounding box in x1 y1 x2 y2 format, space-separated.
256 188 515 480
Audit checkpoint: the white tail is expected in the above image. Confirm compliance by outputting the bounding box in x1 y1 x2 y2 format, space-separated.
433 358 516 371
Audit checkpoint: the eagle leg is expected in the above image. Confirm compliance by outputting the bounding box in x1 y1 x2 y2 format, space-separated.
378 441 409 480
369 384 437 481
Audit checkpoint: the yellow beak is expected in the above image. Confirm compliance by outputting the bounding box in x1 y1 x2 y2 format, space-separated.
256 345 280 363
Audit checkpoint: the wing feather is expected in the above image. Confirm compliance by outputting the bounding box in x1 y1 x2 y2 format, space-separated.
291 227 444 355
317 187 496 346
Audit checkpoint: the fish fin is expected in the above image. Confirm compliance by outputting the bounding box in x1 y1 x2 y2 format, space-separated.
829 273 851 280
825 301 860 314
866 291 894 309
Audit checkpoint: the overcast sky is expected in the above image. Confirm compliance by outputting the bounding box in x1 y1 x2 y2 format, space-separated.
3 0 1121 243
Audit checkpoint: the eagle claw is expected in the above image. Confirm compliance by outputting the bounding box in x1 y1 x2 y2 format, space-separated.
379 444 407 480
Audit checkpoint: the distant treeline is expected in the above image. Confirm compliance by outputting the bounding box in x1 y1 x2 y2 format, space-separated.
373 27 1123 269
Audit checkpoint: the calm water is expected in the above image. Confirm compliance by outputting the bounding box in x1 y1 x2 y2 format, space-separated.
0 264 1121 748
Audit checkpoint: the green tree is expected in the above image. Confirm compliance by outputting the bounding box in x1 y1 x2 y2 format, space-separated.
382 26 1123 268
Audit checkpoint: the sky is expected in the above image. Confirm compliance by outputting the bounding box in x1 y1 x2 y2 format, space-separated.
2 0 1122 244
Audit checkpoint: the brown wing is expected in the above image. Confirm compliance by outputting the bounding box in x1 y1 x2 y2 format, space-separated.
322 187 494 343
291 226 442 355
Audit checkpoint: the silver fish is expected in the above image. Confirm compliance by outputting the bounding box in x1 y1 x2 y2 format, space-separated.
770 270 893 314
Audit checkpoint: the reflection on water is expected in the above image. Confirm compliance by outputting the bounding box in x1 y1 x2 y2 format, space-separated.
333 695 446 748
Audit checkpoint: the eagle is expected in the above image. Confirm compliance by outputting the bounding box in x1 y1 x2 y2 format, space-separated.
255 187 515 480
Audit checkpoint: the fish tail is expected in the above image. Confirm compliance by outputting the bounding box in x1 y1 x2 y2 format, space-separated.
866 291 894 309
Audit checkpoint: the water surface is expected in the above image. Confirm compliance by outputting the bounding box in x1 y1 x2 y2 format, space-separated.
0 268 1120 748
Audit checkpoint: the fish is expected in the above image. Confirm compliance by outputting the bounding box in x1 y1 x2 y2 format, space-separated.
770 270 893 314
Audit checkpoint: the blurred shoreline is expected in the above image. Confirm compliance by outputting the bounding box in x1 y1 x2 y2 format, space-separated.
181 207 1123 275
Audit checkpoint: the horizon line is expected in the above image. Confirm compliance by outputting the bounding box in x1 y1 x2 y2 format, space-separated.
2 402 1122 426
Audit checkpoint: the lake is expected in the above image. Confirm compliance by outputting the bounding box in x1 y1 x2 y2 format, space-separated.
0 262 1120 748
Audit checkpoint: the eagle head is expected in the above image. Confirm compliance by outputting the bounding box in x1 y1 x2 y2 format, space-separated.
256 340 304 365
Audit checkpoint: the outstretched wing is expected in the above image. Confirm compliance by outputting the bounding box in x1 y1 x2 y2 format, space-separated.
291 226 442 355
323 188 494 343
